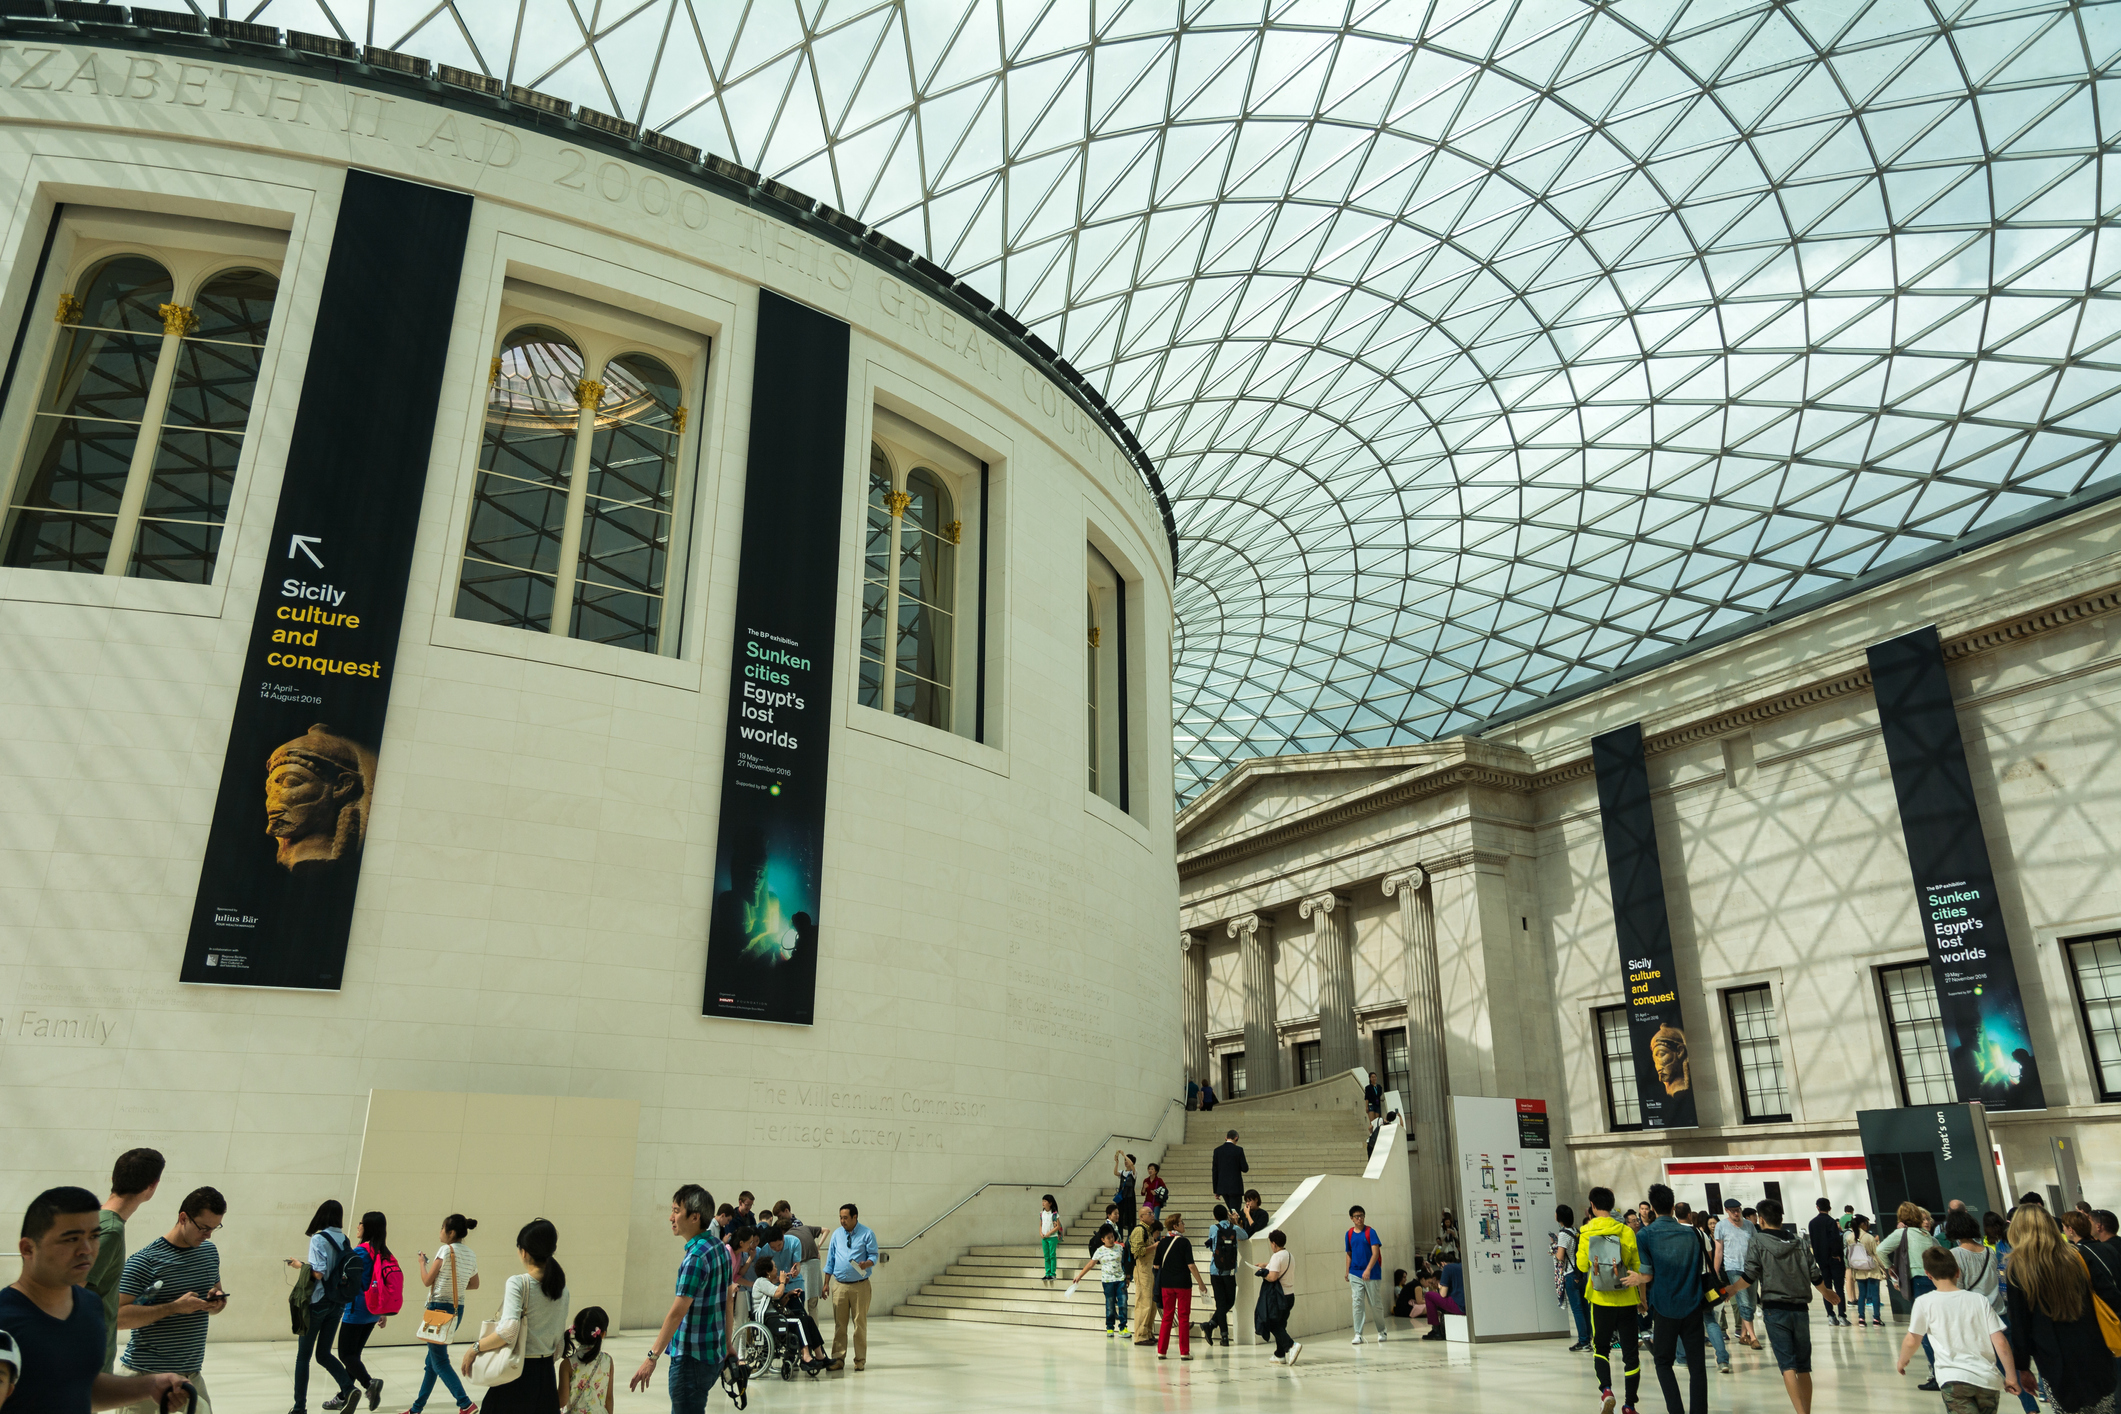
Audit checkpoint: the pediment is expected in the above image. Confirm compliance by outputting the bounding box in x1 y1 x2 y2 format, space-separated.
1175 745 1459 852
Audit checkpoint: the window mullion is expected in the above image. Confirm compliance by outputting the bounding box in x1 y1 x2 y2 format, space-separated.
100 303 191 576
547 372 601 637
882 473 906 705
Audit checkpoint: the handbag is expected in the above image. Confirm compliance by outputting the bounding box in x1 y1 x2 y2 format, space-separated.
2075 1247 2121 1356
289 1264 313 1337
415 1247 461 1346
468 1279 526 1388
1694 1227 1726 1307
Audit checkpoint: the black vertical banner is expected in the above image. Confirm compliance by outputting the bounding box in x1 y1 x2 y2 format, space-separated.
182 171 473 990
1591 722 1697 1129
1868 626 2045 1111
702 291 849 1025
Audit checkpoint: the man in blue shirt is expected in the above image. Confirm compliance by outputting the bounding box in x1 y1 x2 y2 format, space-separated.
1713 1199 1757 1347
1345 1205 1387 1344
631 1184 729 1414
1630 1183 1710 1414
822 1205 877 1373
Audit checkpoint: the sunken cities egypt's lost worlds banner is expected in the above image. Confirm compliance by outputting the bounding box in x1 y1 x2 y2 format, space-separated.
1868 626 2045 1112
182 172 472 990
700 291 850 1026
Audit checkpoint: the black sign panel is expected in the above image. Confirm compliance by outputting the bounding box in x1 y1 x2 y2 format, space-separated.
1868 626 2045 1111
701 291 849 1025
1857 1103 2007 1224
182 171 473 989
1591 722 1697 1129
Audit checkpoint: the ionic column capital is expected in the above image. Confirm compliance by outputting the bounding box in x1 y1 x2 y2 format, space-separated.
1226 912 1268 941
1381 865 1428 897
1180 930 1196 954
1297 890 1349 920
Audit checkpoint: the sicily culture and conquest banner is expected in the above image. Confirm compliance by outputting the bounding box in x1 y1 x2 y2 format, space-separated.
1591 722 1698 1129
181 172 472 990
1868 627 2046 1111
700 291 849 1026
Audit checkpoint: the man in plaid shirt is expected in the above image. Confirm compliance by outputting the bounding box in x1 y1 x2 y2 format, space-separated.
630 1185 731 1414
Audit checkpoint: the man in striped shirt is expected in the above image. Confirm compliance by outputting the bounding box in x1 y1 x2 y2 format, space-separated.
114 1189 227 1414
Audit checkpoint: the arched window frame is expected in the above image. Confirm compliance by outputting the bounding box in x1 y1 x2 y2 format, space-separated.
1086 546 1125 809
452 297 704 658
859 408 979 738
0 210 286 585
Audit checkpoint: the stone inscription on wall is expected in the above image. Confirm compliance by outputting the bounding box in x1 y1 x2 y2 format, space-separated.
744 1080 989 1152
0 44 1166 568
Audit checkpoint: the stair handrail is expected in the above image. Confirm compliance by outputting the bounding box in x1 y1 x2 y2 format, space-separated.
881 1096 1187 1254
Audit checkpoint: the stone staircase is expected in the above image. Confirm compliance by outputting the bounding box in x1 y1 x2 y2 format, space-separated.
892 1109 1370 1331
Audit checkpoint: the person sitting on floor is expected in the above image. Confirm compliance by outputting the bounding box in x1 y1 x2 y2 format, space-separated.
1420 1263 1464 1340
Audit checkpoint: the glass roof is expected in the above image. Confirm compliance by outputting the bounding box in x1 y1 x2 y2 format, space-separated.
250 0 2121 804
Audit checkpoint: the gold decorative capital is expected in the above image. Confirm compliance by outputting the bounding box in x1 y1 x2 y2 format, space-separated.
672 405 689 434
489 356 502 385
576 377 605 409
944 519 962 545
1088 626 1102 648
884 489 911 518
159 302 197 337
55 293 83 325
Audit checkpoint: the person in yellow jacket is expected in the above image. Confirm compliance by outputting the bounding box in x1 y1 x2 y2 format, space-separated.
1576 1187 1647 1414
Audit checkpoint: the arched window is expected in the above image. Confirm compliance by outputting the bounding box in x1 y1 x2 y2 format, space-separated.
1087 546 1125 809
455 323 690 654
1086 589 1101 795
858 441 958 729
1 255 278 581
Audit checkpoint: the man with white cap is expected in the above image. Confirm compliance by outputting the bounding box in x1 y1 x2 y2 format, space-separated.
1 1328 23 1407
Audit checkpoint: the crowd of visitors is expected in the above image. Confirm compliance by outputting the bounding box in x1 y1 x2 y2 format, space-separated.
17 1142 2121 1413
0 1154 881 1414
1549 1184 2121 1414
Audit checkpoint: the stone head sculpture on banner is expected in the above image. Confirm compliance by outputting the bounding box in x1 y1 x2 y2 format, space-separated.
264 722 372 870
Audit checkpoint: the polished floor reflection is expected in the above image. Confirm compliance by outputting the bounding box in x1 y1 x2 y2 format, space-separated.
195 1311 1981 1413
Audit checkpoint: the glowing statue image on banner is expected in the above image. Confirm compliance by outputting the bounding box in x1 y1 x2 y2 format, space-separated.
707 822 822 1015
264 722 374 876
713 831 815 968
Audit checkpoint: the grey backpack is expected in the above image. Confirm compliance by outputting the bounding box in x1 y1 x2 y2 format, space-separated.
1587 1230 1628 1293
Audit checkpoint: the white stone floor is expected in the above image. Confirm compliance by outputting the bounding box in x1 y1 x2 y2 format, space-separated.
193 1313 1974 1414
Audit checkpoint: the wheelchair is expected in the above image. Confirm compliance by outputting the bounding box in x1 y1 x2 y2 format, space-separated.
732 1297 827 1382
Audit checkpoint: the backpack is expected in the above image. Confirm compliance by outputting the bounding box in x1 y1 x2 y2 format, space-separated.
1847 1238 1876 1272
1213 1222 1238 1273
319 1233 365 1307
1587 1230 1628 1293
361 1244 405 1316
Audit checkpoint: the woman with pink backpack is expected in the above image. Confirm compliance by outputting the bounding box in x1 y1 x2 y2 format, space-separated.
325 1212 405 1412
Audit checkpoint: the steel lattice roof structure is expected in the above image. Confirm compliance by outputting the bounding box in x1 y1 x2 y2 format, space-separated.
235 0 2121 803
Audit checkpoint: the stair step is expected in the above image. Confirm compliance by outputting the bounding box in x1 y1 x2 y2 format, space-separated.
901 1292 1121 1317
891 1305 1114 1330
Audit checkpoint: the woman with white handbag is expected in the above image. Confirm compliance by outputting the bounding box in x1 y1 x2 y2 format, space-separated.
407 1214 482 1414
459 1220 568 1414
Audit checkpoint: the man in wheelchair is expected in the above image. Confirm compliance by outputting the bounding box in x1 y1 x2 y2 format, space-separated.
748 1256 827 1376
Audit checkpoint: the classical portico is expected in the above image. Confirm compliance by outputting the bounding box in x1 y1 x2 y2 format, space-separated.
1176 739 1571 1244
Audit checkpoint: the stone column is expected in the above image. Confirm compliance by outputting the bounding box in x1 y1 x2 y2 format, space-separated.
1384 866 1451 1240
1180 931 1210 1094
1228 913 1280 1095
1299 891 1359 1077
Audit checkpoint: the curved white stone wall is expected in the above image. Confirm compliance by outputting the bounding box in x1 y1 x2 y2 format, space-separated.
0 41 1179 1337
